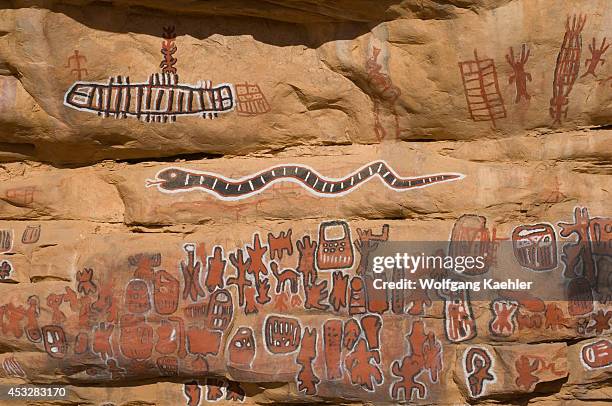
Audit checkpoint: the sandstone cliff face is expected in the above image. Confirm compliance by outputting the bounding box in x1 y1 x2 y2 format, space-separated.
0 0 610 405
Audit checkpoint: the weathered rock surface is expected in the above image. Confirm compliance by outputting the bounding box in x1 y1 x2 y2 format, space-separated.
0 0 610 164
0 0 610 405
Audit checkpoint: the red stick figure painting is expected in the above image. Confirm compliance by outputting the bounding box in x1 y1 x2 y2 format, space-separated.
295 327 319 395
227 249 252 308
160 26 178 74
65 50 87 80
489 299 518 337
464 346 496 398
506 44 532 103
268 230 293 260
515 355 540 391
581 37 609 78
180 244 206 302
390 321 443 402
205 246 227 292
366 47 401 141
344 338 383 392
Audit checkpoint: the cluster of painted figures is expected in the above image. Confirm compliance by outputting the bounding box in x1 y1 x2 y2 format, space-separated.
457 14 608 128
0 207 609 403
63 15 610 130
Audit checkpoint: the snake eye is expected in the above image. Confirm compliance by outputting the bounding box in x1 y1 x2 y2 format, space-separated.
170 172 177 178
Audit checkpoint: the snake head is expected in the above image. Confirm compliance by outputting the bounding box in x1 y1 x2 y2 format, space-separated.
146 167 188 191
